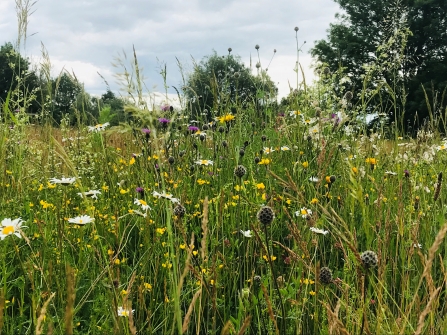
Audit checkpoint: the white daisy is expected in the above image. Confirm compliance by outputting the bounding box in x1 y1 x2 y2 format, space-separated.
310 227 329 235
0 218 27 240
263 147 275 154
88 122 110 132
240 230 253 238
152 191 180 204
309 177 319 182
295 207 312 219
289 110 302 118
49 177 76 186
77 190 101 199
134 198 151 211
68 215 95 225
195 159 213 166
280 146 291 151
117 306 134 317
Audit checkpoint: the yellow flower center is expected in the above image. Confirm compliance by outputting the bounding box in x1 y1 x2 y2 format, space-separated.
2 226 14 235
79 219 83 224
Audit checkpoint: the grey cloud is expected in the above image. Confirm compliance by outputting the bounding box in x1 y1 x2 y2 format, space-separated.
1 0 341 98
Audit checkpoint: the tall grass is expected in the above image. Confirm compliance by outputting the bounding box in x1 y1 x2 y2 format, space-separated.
1 3 447 335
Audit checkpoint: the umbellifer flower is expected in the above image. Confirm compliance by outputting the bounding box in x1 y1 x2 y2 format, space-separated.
49 177 76 186
68 215 95 225
0 218 27 240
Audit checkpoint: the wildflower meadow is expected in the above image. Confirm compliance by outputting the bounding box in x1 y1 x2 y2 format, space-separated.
2 6 447 335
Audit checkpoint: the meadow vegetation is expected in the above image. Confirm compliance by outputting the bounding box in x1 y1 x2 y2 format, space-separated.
1 2 447 335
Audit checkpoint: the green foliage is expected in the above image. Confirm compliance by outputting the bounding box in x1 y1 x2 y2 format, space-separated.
311 0 447 133
184 51 278 119
0 42 40 118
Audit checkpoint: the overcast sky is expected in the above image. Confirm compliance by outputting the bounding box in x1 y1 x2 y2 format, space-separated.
0 0 341 105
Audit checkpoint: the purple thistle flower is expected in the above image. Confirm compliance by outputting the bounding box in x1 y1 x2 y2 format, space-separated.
161 104 171 111
141 128 151 134
136 187 145 197
188 126 199 132
404 170 410 178
159 118 170 124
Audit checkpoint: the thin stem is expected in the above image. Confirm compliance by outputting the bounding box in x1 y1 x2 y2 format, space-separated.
263 224 286 334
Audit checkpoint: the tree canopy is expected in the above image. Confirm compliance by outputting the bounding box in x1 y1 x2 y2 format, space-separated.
311 0 447 133
0 42 40 116
184 51 278 119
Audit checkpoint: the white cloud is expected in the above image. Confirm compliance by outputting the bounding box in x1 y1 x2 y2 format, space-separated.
1 0 341 100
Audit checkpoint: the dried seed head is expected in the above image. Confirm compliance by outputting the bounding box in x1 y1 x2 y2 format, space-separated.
361 250 378 269
257 206 275 226
234 165 247 178
174 205 186 218
228 47 232 53
330 175 336 183
255 44 260 50
239 149 245 157
319 267 333 285
344 91 353 101
294 27 299 32
254 157 260 164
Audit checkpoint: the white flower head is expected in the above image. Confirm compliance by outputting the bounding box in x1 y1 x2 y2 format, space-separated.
134 198 151 211
295 207 312 219
152 191 180 204
310 227 329 235
385 171 397 176
280 146 291 151
78 190 101 199
88 122 110 132
195 159 213 166
68 215 95 225
117 306 135 317
263 147 275 154
289 110 302 118
240 230 253 238
0 218 27 240
49 177 76 186
309 177 319 183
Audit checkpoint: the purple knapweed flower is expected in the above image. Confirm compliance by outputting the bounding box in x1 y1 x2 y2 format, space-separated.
188 126 199 132
159 118 170 124
136 187 145 197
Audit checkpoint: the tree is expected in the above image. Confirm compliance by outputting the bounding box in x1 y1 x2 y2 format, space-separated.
184 51 278 119
311 0 447 133
0 42 40 117
98 89 126 126
51 72 83 124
